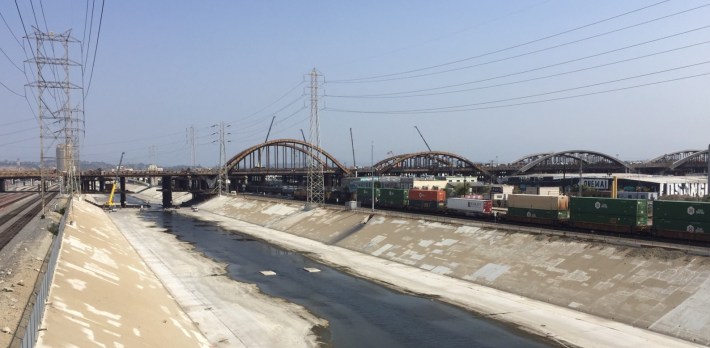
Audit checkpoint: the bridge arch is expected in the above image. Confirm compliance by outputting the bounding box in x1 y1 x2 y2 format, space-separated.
670 150 708 170
225 139 350 174
647 150 702 164
517 150 633 174
510 152 553 166
374 151 490 176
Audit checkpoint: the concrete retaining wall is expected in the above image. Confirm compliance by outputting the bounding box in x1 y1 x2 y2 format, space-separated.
200 195 710 345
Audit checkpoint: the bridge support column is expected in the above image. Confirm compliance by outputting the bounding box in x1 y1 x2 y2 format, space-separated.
0 179 5 192
120 177 127 207
99 178 105 192
162 176 172 208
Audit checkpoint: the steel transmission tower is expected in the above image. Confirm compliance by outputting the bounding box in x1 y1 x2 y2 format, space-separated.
306 68 324 208
27 28 83 205
212 122 230 195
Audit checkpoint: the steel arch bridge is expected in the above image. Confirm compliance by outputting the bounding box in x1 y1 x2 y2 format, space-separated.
510 152 553 166
646 150 702 164
225 139 350 175
517 150 633 174
373 151 491 176
669 149 708 171
634 149 708 174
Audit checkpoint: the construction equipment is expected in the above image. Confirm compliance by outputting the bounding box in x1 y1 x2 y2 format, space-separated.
414 126 432 152
107 152 125 209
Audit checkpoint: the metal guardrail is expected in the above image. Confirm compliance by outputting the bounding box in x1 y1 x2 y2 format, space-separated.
10 197 71 348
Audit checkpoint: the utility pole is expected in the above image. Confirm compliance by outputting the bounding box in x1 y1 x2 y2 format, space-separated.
578 156 583 197
350 128 357 177
306 68 324 209
187 126 196 168
371 141 375 212
27 28 83 213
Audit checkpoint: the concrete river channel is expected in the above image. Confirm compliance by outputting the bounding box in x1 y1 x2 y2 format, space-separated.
141 211 556 348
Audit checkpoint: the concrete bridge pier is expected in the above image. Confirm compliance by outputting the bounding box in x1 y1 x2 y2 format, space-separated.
99 178 106 192
0 179 5 192
161 175 172 208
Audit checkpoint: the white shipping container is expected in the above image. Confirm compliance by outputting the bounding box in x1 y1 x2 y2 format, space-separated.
447 198 491 213
482 193 505 200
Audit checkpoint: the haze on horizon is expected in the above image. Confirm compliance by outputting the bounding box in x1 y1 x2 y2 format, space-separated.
1 1 709 169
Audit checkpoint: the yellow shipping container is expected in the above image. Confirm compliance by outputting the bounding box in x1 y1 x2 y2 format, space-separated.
507 194 568 211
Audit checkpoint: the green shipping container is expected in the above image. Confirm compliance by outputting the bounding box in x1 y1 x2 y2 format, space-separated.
356 187 380 204
653 200 710 223
654 218 710 233
569 197 647 217
571 212 648 226
378 188 409 208
507 207 569 220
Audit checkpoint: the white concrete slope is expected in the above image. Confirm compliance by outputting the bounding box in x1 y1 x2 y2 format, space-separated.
188 196 707 348
109 209 326 348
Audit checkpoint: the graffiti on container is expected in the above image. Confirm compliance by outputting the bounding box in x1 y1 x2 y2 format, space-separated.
582 179 609 190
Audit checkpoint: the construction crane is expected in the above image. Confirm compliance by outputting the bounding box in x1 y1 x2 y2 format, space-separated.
107 152 125 209
414 126 432 152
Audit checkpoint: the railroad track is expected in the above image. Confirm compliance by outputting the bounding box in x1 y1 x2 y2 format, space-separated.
0 192 34 210
0 192 58 252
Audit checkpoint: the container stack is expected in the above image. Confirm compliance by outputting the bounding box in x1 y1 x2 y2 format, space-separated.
408 189 446 210
506 194 569 220
356 187 380 206
653 200 710 234
569 197 648 226
378 188 409 209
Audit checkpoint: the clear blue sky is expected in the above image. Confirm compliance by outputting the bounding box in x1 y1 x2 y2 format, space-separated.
1 0 709 168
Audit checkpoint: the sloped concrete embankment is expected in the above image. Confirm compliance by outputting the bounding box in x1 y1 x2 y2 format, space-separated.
200 196 710 345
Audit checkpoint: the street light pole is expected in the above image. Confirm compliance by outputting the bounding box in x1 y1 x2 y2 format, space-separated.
371 141 375 212
578 157 583 197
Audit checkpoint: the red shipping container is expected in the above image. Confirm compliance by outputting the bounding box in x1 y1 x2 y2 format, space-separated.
408 189 446 202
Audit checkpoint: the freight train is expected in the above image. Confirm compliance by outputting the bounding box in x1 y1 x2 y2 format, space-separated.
352 187 710 244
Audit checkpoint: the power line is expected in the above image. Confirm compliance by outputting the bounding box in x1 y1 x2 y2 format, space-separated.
0 44 24 72
81 0 92 68
84 0 105 99
327 38 710 99
0 125 36 137
331 3 710 84
226 80 304 126
0 118 34 127
327 68 710 115
0 135 37 147
330 0 674 83
0 79 24 97
0 8 24 48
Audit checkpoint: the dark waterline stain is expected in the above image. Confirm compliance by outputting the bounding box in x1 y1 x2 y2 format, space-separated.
142 211 556 348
